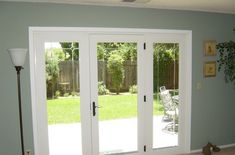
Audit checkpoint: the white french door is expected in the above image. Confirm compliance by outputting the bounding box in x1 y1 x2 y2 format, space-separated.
145 33 190 155
89 34 146 155
29 31 93 155
29 27 191 155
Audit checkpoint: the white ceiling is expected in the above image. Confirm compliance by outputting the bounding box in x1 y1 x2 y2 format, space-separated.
2 0 235 14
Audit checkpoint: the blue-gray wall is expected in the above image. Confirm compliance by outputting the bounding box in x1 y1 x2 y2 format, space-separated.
0 2 235 155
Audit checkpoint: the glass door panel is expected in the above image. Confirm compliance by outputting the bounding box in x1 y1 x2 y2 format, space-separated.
96 42 138 154
152 43 179 149
44 42 82 155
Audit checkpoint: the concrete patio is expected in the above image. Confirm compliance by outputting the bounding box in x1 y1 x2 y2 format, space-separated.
48 115 178 155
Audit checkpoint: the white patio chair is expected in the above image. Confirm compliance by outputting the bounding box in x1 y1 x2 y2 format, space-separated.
159 86 178 132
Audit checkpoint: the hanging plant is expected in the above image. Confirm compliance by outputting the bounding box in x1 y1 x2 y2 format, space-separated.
217 40 235 84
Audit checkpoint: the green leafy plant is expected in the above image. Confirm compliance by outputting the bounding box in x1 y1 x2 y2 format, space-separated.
98 81 110 95
129 85 138 94
71 91 79 97
217 41 235 85
45 56 59 99
107 51 124 94
55 90 61 99
153 43 179 92
60 42 79 60
64 93 70 97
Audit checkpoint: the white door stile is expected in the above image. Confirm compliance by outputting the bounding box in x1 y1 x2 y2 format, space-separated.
89 35 99 155
33 35 50 155
79 33 93 155
137 39 146 155
144 39 154 154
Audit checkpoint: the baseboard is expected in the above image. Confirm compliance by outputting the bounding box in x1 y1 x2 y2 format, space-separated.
190 143 235 153
190 149 201 153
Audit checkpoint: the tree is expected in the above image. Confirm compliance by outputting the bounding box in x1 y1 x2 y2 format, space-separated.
45 56 59 98
107 51 125 94
45 48 65 61
60 42 79 60
153 43 179 92
97 42 137 61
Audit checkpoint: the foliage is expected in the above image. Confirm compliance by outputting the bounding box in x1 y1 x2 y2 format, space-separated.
129 85 138 94
153 43 179 92
71 91 79 96
64 93 69 97
98 81 110 95
45 57 59 82
55 90 61 99
107 51 125 94
60 42 79 60
217 41 235 84
97 42 137 61
45 48 65 61
45 56 59 98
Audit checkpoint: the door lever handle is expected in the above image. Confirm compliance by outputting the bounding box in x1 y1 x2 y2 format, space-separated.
92 102 102 116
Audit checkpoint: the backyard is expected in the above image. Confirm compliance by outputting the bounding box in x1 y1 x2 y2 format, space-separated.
47 93 163 124
45 42 179 154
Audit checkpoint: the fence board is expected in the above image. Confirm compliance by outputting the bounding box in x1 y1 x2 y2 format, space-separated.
56 60 178 94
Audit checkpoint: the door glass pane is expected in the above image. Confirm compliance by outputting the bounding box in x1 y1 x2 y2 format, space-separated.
152 43 179 149
97 42 138 154
45 42 82 155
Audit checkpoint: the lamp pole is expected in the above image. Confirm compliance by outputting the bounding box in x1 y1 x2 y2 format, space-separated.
15 66 25 155
8 48 27 155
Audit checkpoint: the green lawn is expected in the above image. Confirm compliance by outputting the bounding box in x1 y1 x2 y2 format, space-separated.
47 94 163 124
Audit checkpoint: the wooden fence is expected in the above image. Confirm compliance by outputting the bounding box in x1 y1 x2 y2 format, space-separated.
56 60 178 93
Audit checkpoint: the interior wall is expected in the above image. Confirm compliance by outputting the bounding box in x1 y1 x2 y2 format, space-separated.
0 2 235 155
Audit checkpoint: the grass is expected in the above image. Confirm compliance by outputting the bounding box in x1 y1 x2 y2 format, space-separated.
47 94 163 124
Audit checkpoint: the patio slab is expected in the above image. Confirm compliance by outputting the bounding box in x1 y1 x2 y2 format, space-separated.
48 115 178 155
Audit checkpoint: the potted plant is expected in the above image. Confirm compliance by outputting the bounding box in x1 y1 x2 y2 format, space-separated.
217 38 235 85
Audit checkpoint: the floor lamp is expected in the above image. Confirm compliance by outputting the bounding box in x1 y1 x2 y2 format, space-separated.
8 48 28 155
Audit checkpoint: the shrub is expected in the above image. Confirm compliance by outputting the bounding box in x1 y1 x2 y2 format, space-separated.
129 85 138 94
98 81 109 95
107 51 124 94
71 91 79 97
55 90 61 99
64 93 69 97
45 56 59 98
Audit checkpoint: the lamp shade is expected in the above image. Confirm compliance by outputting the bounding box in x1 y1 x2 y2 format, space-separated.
8 48 27 66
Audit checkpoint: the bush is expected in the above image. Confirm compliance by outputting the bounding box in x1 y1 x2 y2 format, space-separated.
98 81 109 95
107 51 124 94
129 85 138 94
71 91 79 97
64 93 69 97
45 55 59 98
55 90 61 98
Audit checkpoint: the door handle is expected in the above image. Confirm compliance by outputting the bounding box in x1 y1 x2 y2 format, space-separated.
92 102 102 116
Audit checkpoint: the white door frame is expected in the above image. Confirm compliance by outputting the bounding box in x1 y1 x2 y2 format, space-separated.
29 27 192 155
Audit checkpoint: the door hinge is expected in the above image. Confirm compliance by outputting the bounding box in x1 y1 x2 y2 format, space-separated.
144 145 146 152
144 95 146 102
143 43 146 50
